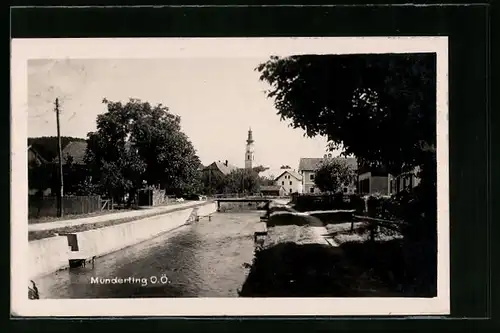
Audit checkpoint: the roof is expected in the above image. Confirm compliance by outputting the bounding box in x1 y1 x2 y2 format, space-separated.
260 185 284 192
298 157 358 171
27 145 49 164
53 141 88 165
203 160 238 175
274 169 302 181
258 168 283 179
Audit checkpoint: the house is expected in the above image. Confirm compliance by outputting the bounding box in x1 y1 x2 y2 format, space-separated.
260 185 286 197
28 145 52 196
28 145 48 168
258 168 283 180
202 160 238 177
274 169 303 195
52 141 88 166
52 141 89 195
298 156 358 194
388 166 421 195
357 163 391 196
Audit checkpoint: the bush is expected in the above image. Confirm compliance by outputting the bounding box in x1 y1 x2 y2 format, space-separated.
347 194 365 213
366 193 392 218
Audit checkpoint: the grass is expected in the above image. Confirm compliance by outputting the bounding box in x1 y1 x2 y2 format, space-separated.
28 201 206 241
28 200 188 224
29 209 120 225
240 208 436 297
239 242 399 297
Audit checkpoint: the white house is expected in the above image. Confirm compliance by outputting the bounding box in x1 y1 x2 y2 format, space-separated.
298 156 358 194
274 169 303 195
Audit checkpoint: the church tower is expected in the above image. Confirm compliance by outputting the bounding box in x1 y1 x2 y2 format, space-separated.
245 127 255 169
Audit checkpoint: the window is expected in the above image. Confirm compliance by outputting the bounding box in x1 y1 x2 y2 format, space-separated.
289 188 292 193
343 187 348 193
289 181 292 185
310 174 315 180
310 187 315 193
247 154 250 160
282 181 284 185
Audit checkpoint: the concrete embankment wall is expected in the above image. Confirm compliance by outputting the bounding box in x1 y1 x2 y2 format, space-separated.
28 237 70 280
28 202 218 280
197 202 218 216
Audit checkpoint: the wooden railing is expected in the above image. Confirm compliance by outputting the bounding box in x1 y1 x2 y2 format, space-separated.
353 215 405 241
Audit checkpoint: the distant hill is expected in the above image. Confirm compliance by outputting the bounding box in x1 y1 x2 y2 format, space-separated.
27 136 86 162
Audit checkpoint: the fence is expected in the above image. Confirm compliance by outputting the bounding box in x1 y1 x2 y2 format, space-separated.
29 195 102 219
137 188 166 206
212 193 261 199
291 193 365 212
353 215 405 242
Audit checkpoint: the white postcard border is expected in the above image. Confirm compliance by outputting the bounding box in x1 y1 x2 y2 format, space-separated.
11 37 449 317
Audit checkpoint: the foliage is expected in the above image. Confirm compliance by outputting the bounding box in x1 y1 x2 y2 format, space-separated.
366 193 393 218
85 98 202 202
348 194 366 213
259 176 276 187
314 158 356 193
280 165 291 169
201 170 227 195
256 54 436 176
294 193 364 212
224 168 261 194
252 165 268 173
257 54 437 243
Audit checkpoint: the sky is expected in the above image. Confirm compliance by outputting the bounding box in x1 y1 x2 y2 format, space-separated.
28 58 338 170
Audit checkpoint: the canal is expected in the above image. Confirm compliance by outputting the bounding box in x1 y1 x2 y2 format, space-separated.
35 211 262 298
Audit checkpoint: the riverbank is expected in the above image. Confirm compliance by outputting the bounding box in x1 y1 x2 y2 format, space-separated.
240 203 433 297
29 200 209 241
28 202 218 280
32 210 259 299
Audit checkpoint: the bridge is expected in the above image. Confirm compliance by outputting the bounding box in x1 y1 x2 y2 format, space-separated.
215 197 272 212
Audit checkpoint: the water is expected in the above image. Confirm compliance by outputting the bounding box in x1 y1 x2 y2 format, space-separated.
35 211 261 298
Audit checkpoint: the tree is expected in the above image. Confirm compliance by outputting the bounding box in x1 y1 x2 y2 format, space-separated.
314 158 356 193
256 54 436 176
280 165 291 169
201 170 227 195
257 54 437 241
259 176 276 186
252 165 268 173
85 98 202 202
224 169 261 194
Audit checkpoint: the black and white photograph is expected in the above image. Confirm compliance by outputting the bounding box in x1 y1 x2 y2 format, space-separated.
11 37 449 316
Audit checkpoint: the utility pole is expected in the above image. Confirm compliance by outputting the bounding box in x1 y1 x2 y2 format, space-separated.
55 98 64 217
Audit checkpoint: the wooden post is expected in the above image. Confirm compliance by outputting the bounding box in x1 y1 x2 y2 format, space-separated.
369 221 376 242
55 98 64 218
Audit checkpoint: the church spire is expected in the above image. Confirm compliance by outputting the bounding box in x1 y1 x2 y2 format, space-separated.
247 127 254 144
245 127 255 169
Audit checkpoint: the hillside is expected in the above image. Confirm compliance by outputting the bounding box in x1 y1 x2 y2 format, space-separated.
28 136 86 162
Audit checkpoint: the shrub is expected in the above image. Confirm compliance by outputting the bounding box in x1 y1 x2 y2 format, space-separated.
366 193 391 218
347 194 365 213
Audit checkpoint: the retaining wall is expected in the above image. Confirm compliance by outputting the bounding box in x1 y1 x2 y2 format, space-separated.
28 236 70 280
28 202 217 280
196 202 218 217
